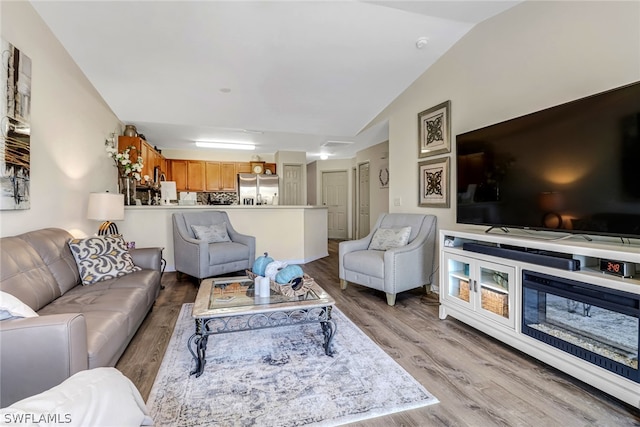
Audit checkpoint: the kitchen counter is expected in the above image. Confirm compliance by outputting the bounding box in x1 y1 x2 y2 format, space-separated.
119 205 328 272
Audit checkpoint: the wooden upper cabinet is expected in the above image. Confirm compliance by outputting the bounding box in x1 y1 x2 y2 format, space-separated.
170 159 205 192
186 160 205 192
205 162 221 191
205 162 237 192
236 162 252 174
265 163 276 175
221 162 236 191
118 136 165 185
170 160 188 191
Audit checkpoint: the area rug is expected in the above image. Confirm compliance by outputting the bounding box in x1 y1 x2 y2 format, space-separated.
146 303 438 426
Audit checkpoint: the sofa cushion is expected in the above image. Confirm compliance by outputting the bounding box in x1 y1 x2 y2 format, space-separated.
68 235 141 285
0 236 60 311
0 291 38 320
191 223 231 243
19 228 81 295
343 250 385 278
369 227 411 251
208 241 251 265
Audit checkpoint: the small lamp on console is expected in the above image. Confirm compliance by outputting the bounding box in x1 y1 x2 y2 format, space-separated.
87 192 125 235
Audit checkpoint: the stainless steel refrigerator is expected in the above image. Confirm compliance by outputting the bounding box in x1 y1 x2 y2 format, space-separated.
238 173 279 205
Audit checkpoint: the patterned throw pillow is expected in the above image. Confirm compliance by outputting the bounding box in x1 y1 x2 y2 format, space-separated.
68 235 141 285
191 223 231 243
368 227 412 251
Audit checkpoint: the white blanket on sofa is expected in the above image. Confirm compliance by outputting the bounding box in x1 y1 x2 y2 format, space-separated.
0 368 153 427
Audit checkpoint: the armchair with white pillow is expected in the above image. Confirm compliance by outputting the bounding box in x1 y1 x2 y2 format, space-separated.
339 213 437 306
172 211 256 281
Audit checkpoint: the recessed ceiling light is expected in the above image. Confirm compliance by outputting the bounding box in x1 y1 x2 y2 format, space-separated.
320 154 329 160
219 88 231 93
415 37 429 49
195 141 255 150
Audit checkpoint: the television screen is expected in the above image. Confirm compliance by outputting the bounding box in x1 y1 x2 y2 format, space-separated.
456 81 640 239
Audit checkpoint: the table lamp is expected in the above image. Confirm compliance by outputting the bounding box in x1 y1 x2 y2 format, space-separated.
87 192 125 235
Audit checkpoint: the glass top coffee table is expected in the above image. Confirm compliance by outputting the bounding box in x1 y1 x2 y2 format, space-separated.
188 275 336 377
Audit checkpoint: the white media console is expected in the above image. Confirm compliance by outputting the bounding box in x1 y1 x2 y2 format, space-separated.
439 227 640 408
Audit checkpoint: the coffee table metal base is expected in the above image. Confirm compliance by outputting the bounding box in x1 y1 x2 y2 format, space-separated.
188 305 336 377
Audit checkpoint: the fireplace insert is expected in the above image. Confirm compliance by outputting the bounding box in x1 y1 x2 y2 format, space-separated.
522 270 639 382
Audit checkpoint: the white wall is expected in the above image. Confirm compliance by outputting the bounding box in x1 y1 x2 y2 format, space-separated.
0 1 122 238
370 0 640 234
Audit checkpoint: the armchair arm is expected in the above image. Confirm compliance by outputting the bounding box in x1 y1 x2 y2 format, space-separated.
0 313 88 407
129 247 163 272
228 230 256 266
383 220 437 295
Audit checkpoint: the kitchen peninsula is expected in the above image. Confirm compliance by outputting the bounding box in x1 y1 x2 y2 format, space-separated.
118 205 328 272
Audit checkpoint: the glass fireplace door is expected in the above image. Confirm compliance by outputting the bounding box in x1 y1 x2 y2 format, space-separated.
522 270 639 383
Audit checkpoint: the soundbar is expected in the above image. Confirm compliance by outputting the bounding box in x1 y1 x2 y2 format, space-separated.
462 243 581 271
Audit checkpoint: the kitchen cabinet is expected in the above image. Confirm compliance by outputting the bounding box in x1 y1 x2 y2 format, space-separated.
235 162 276 175
170 160 205 191
118 136 166 185
236 162 252 174
264 163 276 175
205 162 237 191
221 163 236 190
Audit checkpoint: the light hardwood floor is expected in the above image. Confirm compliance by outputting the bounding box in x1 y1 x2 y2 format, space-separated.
117 240 640 426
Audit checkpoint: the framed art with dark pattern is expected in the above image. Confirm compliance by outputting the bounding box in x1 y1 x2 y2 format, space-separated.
418 100 450 158
418 157 450 208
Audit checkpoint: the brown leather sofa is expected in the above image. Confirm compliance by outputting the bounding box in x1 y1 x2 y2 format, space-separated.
0 228 162 407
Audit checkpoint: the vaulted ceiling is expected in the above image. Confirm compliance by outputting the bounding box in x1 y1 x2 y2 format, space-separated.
31 1 521 161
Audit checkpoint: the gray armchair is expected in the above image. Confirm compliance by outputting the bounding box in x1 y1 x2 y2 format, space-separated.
172 211 256 281
339 213 437 306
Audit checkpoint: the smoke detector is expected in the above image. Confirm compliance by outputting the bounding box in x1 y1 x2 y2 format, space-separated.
415 37 429 49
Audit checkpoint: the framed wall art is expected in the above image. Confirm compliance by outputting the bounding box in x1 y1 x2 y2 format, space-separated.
418 100 450 158
378 162 389 189
1 38 32 210
418 157 450 208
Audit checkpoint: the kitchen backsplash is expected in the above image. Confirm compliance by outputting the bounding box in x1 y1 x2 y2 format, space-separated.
134 190 238 205
199 192 239 205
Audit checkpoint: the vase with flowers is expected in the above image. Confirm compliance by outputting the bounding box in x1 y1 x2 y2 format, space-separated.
105 143 144 205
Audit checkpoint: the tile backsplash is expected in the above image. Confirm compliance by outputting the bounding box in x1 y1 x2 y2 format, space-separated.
198 192 239 205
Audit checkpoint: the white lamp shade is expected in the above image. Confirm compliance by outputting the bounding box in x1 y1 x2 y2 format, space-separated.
87 192 125 221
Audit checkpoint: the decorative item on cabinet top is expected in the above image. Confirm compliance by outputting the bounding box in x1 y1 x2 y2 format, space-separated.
123 124 137 137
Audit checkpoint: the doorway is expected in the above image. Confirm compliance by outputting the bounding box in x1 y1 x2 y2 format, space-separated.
358 162 370 239
322 170 348 239
282 164 303 205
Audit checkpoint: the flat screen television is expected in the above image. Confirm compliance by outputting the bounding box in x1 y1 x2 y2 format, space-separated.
456 81 640 239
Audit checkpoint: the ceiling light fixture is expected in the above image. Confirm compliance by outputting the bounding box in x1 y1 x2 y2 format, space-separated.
320 153 329 160
415 37 429 49
195 141 255 150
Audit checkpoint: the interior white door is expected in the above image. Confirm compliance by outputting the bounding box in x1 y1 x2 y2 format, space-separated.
358 162 370 239
323 170 348 239
282 164 303 205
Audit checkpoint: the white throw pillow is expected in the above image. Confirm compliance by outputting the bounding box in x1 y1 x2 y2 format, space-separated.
68 235 141 286
0 291 38 320
368 227 412 251
191 223 231 243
